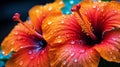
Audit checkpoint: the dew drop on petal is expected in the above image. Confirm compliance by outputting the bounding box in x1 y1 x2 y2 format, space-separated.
11 41 15 45
48 6 52 11
59 1 63 5
19 61 23 65
48 21 52 25
80 50 85 53
93 5 96 8
30 56 34 59
70 53 75 56
113 56 116 59
14 32 18 35
74 58 78 63
63 61 66 65
20 46 23 48
112 38 116 41
28 50 32 55
71 41 75 45
57 35 61 38
57 39 62 43
36 10 39 13
110 52 112 54
61 21 64 24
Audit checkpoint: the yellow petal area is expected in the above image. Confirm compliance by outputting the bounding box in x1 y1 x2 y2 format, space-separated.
29 0 64 33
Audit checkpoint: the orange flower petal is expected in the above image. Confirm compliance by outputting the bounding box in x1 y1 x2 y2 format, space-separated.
94 29 120 63
1 21 40 55
29 0 64 33
42 14 83 47
49 44 100 67
6 46 49 67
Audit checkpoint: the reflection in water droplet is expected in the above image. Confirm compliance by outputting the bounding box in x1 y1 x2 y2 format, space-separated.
19 61 23 65
93 5 96 8
57 39 62 43
74 58 78 63
110 52 112 54
63 61 66 65
61 21 64 24
48 21 52 25
48 6 52 11
71 41 75 45
70 53 75 56
28 50 32 55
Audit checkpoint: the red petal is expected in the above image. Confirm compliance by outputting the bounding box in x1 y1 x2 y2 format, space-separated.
94 29 120 63
49 44 100 67
6 46 49 67
29 1 64 33
1 21 39 55
80 2 120 33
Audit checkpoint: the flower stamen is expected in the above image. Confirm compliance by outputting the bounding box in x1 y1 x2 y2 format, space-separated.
71 4 97 41
12 13 44 40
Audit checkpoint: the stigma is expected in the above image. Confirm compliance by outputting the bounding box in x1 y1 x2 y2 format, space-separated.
71 4 97 41
12 13 44 40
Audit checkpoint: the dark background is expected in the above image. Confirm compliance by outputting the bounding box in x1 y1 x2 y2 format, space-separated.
0 0 54 43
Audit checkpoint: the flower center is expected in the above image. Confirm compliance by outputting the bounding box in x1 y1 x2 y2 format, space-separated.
71 4 97 41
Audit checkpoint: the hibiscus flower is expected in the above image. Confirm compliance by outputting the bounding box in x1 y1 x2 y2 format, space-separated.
1 0 64 67
42 1 120 67
1 0 120 67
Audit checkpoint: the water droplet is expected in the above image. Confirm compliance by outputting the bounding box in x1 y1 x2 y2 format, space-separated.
80 50 85 53
28 50 32 55
11 41 15 45
30 56 34 59
110 52 112 54
101 9 104 12
93 5 96 8
59 1 63 5
65 49 68 52
37 60 40 64
57 39 62 43
112 38 116 41
97 8 100 11
74 59 78 63
36 10 39 13
61 21 64 24
15 32 18 35
48 6 52 11
20 46 23 48
113 56 116 59
63 61 66 65
11 48 14 51
19 61 23 65
71 41 75 45
48 21 52 25
70 53 75 56
18 36 22 40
